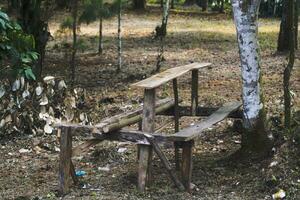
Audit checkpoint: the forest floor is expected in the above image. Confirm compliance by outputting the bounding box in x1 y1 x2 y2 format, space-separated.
1 7 300 200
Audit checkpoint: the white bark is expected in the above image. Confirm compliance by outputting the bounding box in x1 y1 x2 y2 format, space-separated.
162 0 170 28
231 0 263 129
117 1 122 71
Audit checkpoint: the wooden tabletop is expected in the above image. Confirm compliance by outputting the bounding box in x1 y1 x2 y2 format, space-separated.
131 62 211 89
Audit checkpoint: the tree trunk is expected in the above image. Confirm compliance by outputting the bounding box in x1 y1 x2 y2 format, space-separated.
98 17 103 55
219 0 224 13
171 0 174 9
117 0 122 71
183 0 196 6
284 0 296 129
278 0 298 52
231 0 271 156
70 0 78 85
133 0 146 10
156 0 170 72
19 0 50 79
294 0 299 49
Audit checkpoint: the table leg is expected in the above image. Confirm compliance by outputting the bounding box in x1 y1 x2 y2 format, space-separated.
138 88 155 192
191 69 199 116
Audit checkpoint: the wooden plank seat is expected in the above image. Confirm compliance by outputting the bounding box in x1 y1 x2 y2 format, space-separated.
167 101 242 142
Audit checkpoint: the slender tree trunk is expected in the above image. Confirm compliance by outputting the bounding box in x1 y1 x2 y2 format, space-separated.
133 0 146 9
278 0 298 52
219 0 224 13
98 17 103 55
284 0 296 129
294 0 299 49
156 0 170 72
231 0 271 155
171 0 174 9
19 0 49 79
183 0 196 6
117 0 122 71
70 0 78 85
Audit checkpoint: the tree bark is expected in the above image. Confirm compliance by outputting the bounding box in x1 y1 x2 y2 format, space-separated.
156 0 170 72
133 0 146 10
70 0 78 85
231 0 271 156
278 0 298 52
19 0 50 79
98 17 103 55
117 0 122 72
284 0 296 129
183 0 197 6
171 0 175 9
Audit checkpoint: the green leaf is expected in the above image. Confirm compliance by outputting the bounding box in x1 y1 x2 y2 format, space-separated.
0 19 6 30
24 68 36 80
0 11 9 21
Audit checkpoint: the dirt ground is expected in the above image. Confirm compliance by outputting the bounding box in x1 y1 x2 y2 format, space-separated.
1 8 300 200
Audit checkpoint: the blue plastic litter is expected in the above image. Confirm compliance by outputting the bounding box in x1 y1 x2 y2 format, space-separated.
75 170 86 177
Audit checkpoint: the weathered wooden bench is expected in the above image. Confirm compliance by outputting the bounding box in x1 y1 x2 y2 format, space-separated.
56 62 242 195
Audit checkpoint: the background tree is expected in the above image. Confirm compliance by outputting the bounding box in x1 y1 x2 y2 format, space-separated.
156 0 170 72
9 0 52 79
283 0 296 130
70 0 79 85
117 0 122 71
0 10 38 80
133 0 146 9
277 0 298 51
80 0 113 55
231 0 271 156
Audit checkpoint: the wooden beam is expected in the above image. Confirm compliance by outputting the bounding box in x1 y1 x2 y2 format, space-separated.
138 89 155 192
144 134 185 191
159 105 243 119
55 98 176 135
59 127 72 195
173 79 180 132
181 140 193 192
70 160 79 185
191 69 198 116
167 102 242 141
72 138 106 157
172 78 180 170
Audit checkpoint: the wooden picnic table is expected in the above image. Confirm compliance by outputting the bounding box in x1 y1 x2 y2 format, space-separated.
56 62 242 195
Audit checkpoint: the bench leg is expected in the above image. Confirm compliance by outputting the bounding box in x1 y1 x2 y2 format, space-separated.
174 142 181 171
191 69 199 116
59 127 73 195
138 145 153 191
181 140 194 192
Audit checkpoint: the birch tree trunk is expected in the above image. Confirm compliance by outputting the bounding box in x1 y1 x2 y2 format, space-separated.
156 0 170 72
117 0 122 72
231 0 271 155
70 0 78 85
98 17 103 55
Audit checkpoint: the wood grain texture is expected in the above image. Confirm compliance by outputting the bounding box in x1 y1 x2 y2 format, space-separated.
132 62 211 89
181 141 193 192
167 101 242 141
145 134 185 191
191 69 199 116
138 89 155 192
59 127 72 195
